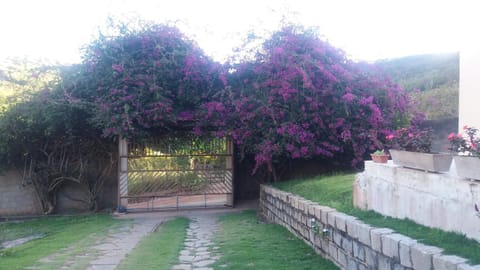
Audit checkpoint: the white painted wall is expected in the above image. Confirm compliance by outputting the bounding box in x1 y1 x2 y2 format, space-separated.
354 162 480 242
459 11 480 131
459 48 480 131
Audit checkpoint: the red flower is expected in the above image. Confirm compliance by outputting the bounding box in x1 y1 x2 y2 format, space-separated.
448 133 456 140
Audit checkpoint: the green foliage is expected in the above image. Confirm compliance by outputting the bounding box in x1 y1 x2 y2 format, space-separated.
376 53 459 92
128 155 225 171
376 53 459 120
411 84 458 120
128 171 207 194
0 215 121 269
214 210 339 270
0 58 61 111
117 218 188 270
0 67 116 214
275 174 480 264
372 149 386 155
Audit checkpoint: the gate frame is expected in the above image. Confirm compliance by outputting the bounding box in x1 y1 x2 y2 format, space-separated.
117 137 234 211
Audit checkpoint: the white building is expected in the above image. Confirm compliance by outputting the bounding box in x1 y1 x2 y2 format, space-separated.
459 14 480 131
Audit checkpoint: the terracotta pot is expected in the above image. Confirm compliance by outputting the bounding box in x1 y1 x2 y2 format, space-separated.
370 154 389 163
389 149 452 173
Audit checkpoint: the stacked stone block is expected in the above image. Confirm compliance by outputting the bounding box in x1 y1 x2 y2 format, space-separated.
259 185 480 270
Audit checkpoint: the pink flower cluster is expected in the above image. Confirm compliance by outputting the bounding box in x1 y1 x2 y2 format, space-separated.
82 23 411 172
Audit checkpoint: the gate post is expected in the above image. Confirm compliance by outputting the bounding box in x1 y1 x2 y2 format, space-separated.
226 137 234 207
118 138 129 209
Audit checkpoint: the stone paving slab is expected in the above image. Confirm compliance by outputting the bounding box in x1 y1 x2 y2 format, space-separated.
173 214 221 270
86 218 160 270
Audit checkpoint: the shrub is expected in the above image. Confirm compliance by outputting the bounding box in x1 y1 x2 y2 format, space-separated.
199 25 411 173
81 21 225 139
1 21 416 188
385 126 432 153
448 125 480 157
0 71 116 214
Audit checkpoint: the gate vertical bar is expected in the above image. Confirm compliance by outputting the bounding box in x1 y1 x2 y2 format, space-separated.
118 138 129 209
226 137 234 207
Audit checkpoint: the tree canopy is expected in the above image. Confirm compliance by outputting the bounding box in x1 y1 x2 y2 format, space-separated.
0 21 415 186
199 26 410 171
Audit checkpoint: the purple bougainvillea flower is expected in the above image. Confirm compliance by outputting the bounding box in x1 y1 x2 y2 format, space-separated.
112 64 123 73
342 93 356 103
177 111 194 121
85 23 411 172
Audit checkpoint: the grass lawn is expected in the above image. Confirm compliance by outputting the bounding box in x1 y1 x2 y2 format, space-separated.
117 217 189 270
0 214 122 270
213 210 339 270
274 174 480 264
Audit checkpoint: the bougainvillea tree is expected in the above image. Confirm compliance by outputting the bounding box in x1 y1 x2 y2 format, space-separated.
81 22 225 139
77 22 412 176
0 21 417 215
59 21 408 177
198 26 411 174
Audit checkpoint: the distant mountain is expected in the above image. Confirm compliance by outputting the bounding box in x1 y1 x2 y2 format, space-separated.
375 52 459 120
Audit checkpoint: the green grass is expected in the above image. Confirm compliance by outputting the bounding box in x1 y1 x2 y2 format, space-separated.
213 210 339 270
274 174 480 264
117 217 189 270
0 214 121 270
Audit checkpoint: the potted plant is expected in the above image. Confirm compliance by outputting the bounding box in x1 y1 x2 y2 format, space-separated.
448 125 480 180
386 127 452 172
370 149 389 163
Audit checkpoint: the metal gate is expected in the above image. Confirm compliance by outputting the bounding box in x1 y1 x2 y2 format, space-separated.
118 135 233 212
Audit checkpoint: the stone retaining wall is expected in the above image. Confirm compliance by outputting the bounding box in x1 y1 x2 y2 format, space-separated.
260 185 480 270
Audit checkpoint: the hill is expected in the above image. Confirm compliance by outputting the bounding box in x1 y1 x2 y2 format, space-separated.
375 52 459 120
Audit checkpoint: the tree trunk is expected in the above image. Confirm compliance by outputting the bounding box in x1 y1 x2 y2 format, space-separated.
272 165 278 182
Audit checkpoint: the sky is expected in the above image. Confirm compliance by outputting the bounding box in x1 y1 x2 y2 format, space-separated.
0 0 473 64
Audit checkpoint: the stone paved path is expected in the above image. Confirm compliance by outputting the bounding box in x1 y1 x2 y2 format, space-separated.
24 201 257 270
172 214 221 270
86 218 160 270
25 218 161 270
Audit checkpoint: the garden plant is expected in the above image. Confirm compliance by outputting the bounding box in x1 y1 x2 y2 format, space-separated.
0 19 419 213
